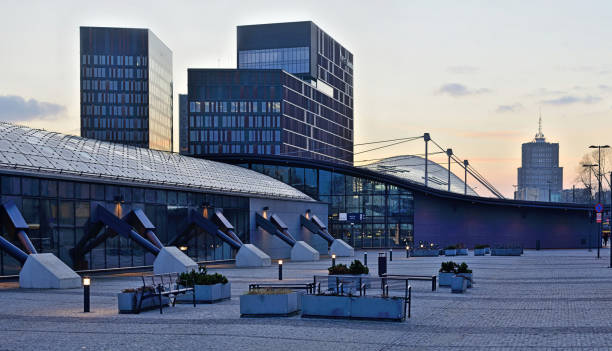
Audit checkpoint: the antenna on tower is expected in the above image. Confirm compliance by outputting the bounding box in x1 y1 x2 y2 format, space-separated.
535 107 545 141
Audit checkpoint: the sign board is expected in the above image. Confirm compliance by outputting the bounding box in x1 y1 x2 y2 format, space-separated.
597 212 602 223
595 203 603 213
338 213 364 222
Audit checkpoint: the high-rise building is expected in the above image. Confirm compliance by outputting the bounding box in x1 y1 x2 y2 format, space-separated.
80 27 173 151
185 21 353 164
178 94 188 154
516 117 563 201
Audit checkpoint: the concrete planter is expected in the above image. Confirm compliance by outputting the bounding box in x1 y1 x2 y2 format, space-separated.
457 273 473 288
438 272 455 287
451 276 467 293
176 283 231 304
474 248 485 256
444 249 457 256
492 248 522 256
484 247 491 255
302 295 405 321
412 249 439 257
328 274 369 295
117 292 169 314
456 248 468 256
240 292 299 317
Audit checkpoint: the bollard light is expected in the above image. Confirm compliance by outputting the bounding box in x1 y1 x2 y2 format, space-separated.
331 254 336 266
83 276 91 313
179 246 188 251
406 245 410 258
389 249 393 261
364 252 368 266
278 260 283 280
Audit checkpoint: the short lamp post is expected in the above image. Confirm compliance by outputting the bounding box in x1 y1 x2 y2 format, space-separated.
406 245 410 258
331 254 336 267
83 276 91 313
278 260 283 280
364 252 368 266
389 249 393 261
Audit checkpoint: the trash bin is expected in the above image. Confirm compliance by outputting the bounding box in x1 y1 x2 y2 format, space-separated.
378 252 387 277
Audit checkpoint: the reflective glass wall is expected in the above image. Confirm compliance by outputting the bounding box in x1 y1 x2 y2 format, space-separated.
0 173 248 277
247 163 414 248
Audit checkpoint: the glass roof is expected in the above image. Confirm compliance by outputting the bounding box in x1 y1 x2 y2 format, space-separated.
362 155 478 196
0 122 313 201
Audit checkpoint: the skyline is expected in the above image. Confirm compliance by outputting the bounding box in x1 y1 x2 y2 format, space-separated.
1 0 611 198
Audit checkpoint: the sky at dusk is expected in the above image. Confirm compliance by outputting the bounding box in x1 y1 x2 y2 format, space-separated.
0 0 611 198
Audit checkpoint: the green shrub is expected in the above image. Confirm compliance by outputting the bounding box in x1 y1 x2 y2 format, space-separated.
328 260 369 275
439 261 458 273
178 266 228 287
456 262 472 273
445 245 456 250
348 260 369 275
474 244 488 249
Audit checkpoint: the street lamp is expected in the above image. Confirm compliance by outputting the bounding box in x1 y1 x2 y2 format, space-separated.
583 163 598 253
589 145 610 259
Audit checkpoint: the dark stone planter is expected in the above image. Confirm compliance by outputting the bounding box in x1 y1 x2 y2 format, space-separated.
176 283 231 304
240 292 299 317
117 292 169 314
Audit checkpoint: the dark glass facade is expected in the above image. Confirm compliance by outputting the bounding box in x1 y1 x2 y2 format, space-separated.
0 173 248 276
80 27 173 151
240 162 414 249
186 69 352 163
179 94 189 154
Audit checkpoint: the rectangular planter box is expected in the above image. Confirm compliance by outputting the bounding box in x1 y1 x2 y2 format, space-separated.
412 249 438 257
484 247 491 255
328 274 369 295
176 283 231 304
457 273 473 288
351 296 405 321
444 249 456 256
302 295 351 318
474 248 485 256
451 276 467 293
302 295 405 321
438 272 455 287
456 248 468 256
117 292 170 314
240 292 299 317
492 248 522 256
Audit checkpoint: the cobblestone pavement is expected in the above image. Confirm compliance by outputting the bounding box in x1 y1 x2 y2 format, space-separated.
1 249 612 350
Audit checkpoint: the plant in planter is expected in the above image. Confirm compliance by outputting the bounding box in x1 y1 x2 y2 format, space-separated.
328 260 369 294
456 262 473 288
444 245 457 256
438 261 458 286
455 244 468 256
240 288 299 317
176 266 231 304
117 286 169 314
302 289 406 321
474 244 487 256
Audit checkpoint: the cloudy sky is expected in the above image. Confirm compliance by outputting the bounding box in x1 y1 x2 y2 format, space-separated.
0 0 611 197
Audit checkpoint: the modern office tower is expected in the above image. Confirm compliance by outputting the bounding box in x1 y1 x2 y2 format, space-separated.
179 94 188 154
185 21 354 164
517 118 563 202
80 27 173 151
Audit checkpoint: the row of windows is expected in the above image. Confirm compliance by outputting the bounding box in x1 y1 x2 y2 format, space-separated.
81 54 147 67
81 67 146 79
82 130 148 143
82 79 147 92
238 47 309 74
189 101 281 114
82 92 148 105
189 115 280 129
82 117 148 129
81 104 148 118
188 143 281 155
188 129 281 143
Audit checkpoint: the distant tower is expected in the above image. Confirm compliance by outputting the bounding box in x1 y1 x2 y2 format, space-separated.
516 114 563 202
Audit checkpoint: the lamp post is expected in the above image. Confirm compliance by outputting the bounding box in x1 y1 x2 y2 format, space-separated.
584 163 598 253
406 245 410 258
83 276 91 313
463 159 469 195
446 149 453 192
589 145 610 259
424 133 430 188
331 254 336 267
278 260 283 280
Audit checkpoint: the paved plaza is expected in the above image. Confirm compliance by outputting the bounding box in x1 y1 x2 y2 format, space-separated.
1 249 612 350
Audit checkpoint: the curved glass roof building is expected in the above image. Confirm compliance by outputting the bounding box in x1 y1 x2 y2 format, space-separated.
0 122 310 201
362 155 478 196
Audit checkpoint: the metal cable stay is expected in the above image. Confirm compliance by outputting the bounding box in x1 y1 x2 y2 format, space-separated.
351 134 505 199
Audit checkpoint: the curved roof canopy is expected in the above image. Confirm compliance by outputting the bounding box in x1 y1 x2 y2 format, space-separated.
0 122 312 201
362 155 478 196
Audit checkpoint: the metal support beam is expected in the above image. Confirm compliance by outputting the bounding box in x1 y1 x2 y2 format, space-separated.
423 133 430 188
255 212 296 247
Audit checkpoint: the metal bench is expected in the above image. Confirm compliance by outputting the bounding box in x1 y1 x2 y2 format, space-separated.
138 273 195 314
382 273 437 291
248 282 315 294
